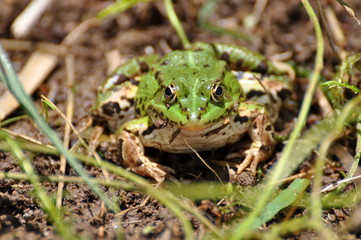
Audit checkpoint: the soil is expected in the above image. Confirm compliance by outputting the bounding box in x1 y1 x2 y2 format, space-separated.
1 0 361 239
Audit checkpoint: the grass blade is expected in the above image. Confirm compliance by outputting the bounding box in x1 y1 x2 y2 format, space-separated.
3 132 76 239
0 45 119 213
251 179 310 229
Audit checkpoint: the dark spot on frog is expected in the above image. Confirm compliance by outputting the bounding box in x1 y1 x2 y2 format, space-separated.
169 128 181 144
234 59 243 70
154 71 161 80
182 108 188 112
138 61 149 73
130 78 140 86
182 63 189 67
160 60 170 66
101 102 121 116
142 125 156 136
265 125 272 131
253 122 257 129
113 74 130 85
219 52 230 64
260 145 270 152
203 64 209 68
197 114 202 120
155 119 168 128
203 122 229 137
234 115 249 123
135 107 141 115
128 99 135 106
154 71 162 84
246 90 265 99
255 61 268 74
277 88 291 101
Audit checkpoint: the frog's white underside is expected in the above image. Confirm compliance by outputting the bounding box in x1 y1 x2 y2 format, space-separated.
140 115 250 153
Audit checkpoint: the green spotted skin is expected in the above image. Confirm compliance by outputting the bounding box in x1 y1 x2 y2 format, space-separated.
92 42 292 180
135 48 242 131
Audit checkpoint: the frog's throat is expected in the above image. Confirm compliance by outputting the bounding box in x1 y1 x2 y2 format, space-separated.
168 118 231 144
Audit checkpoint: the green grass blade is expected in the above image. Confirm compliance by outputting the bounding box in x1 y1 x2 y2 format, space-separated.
251 179 309 230
97 0 150 19
0 133 220 239
198 0 254 42
3 132 77 239
228 1 324 238
164 0 190 49
0 45 119 213
321 81 361 94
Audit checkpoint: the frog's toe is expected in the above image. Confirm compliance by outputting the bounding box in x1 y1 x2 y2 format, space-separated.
121 131 174 182
237 143 273 175
236 153 255 175
130 160 167 183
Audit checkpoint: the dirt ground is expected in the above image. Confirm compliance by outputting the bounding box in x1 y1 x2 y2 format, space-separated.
1 0 361 239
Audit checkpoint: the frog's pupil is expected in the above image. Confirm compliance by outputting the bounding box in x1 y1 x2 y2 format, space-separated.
165 87 172 97
215 86 223 96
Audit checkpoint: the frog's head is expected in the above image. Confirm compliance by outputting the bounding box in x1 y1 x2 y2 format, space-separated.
138 50 243 131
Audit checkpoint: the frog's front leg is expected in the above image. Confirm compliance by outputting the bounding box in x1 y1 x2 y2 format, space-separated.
236 103 275 175
91 54 160 130
119 117 173 182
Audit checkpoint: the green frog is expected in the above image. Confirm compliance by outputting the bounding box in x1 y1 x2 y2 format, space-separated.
92 42 292 182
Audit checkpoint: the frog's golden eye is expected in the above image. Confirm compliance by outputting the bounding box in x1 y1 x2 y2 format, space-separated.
164 84 177 104
211 83 224 102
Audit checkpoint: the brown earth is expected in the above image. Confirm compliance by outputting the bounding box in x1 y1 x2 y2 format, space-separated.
1 0 361 239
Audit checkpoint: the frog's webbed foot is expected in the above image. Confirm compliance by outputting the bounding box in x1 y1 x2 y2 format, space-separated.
236 142 271 175
236 109 275 176
121 131 174 183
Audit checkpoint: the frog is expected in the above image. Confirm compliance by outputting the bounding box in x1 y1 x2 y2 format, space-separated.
91 42 292 182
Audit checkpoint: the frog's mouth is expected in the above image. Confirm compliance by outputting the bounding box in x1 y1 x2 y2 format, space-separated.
168 118 230 144
169 118 230 144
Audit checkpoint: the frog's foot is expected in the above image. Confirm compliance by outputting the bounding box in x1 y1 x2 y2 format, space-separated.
121 131 173 182
236 109 275 176
128 157 168 183
236 143 271 175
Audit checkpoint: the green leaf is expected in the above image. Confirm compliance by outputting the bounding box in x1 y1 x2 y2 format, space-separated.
252 179 310 228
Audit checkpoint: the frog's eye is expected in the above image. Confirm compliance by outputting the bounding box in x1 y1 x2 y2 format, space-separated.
211 83 224 102
164 84 177 104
